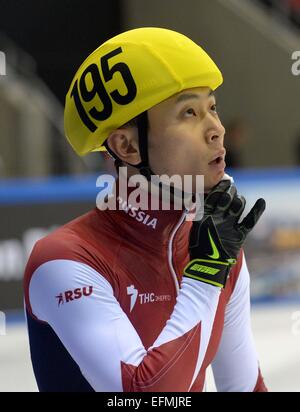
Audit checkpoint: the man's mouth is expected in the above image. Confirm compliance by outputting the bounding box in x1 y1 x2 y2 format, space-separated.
208 156 223 165
208 149 226 166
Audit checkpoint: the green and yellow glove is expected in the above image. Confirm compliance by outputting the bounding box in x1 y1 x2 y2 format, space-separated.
184 179 266 288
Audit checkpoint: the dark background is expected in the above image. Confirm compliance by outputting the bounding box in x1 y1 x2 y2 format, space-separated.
0 0 121 102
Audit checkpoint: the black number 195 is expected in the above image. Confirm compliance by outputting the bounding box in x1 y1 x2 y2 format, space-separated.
71 47 137 132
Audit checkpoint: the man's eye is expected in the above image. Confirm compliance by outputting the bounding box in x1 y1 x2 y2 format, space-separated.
184 108 196 117
211 104 218 113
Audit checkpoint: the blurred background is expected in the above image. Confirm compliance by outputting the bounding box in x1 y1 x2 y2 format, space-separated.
0 0 300 391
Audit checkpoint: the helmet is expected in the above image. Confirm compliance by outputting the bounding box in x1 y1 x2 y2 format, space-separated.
64 27 223 157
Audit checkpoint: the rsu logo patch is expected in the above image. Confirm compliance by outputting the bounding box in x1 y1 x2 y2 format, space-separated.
56 286 93 306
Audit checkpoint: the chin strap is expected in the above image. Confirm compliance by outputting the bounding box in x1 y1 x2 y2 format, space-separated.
134 112 155 180
104 111 154 181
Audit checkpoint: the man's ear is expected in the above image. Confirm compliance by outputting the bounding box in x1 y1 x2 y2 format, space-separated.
106 128 141 165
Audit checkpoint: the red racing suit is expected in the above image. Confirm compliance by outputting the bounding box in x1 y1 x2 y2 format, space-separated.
24 184 267 392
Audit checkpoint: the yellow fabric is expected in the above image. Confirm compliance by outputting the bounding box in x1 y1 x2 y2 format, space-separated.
64 27 223 156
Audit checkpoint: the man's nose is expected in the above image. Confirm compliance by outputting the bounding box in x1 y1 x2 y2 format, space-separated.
205 119 225 144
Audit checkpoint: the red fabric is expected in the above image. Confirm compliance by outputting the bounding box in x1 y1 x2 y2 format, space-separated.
253 369 268 392
121 323 201 392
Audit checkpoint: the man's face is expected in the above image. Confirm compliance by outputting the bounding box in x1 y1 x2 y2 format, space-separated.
147 87 226 191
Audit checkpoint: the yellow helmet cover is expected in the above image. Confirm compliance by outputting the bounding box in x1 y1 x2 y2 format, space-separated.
64 27 223 156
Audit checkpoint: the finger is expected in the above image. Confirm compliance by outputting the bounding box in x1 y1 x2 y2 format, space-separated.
204 191 223 214
238 198 266 235
205 180 231 213
228 195 246 218
214 184 237 213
